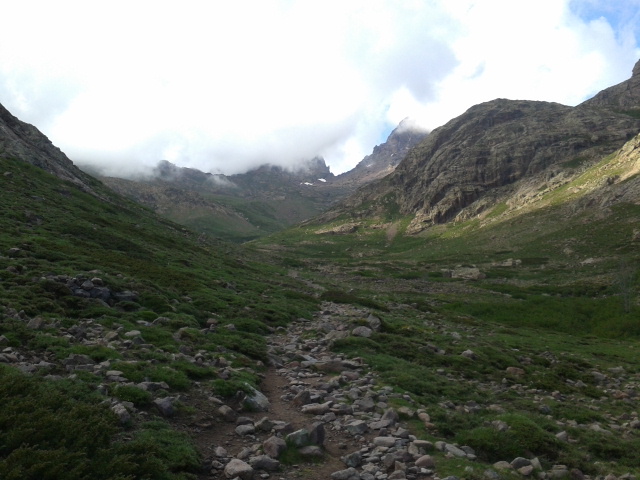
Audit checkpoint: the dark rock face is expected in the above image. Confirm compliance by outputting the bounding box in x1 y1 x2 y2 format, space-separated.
320 61 640 230
581 59 640 111
0 103 95 191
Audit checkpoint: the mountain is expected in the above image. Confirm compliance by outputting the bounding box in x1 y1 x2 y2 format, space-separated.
97 121 425 241
318 60 640 232
0 102 98 193
0 102 321 479
332 118 428 188
3 63 640 479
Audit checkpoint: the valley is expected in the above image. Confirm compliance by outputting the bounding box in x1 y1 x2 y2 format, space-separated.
0 61 640 480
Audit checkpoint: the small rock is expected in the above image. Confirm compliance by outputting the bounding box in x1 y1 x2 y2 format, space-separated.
218 404 238 422
331 467 360 480
373 436 397 447
352 326 373 338
249 454 280 472
235 424 256 436
286 428 310 447
344 419 369 435
415 455 435 468
342 451 362 468
224 458 253 480
299 445 324 458
153 397 175 417
263 436 287 458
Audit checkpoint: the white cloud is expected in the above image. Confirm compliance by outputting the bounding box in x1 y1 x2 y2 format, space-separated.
0 0 638 177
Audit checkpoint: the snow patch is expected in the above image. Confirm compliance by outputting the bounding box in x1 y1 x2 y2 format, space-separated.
318 178 327 182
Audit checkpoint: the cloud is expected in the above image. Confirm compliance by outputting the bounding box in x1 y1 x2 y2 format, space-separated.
0 0 638 177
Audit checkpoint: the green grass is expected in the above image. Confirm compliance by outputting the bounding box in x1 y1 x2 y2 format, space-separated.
0 156 321 477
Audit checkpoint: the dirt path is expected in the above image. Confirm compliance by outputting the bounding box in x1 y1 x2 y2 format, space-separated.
180 304 381 480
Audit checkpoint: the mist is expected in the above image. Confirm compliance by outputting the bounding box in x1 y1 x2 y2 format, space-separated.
1 1 638 180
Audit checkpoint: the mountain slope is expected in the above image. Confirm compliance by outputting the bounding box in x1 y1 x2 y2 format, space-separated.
0 103 320 478
0 102 97 192
98 121 425 241
332 118 428 188
318 60 640 231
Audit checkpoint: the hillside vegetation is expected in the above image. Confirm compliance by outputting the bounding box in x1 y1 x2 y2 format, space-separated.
251 134 640 477
0 156 318 479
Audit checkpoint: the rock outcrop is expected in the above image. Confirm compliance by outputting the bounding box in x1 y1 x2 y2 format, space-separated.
0 102 96 192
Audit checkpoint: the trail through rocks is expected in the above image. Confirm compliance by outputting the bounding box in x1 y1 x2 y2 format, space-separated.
185 302 443 480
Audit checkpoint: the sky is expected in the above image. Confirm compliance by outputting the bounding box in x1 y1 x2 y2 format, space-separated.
1 0 639 177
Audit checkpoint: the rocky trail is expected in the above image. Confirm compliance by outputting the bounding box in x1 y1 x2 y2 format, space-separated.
176 299 640 480
177 301 448 480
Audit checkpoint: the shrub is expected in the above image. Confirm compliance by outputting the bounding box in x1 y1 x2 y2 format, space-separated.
457 413 561 462
113 385 152 407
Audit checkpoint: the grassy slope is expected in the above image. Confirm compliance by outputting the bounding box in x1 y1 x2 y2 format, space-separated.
0 157 319 479
251 156 640 476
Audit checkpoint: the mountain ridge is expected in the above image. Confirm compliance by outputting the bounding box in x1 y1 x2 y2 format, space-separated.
316 60 640 231
96 122 426 241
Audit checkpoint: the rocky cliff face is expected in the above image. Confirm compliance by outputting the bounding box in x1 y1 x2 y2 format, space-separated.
0 103 95 191
319 60 640 231
581 59 640 111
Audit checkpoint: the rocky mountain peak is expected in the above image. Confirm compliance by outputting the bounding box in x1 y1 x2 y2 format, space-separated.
334 118 428 188
580 59 640 111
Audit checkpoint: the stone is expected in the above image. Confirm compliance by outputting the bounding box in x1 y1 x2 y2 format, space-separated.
218 404 237 422
302 401 332 415
153 397 175 417
373 436 397 447
367 314 382 331
461 349 477 359
255 416 274 432
249 454 279 471
444 443 467 458
224 458 253 480
518 465 535 476
315 359 346 373
298 445 323 458
342 451 362 468
26 317 45 330
111 403 130 424
388 471 407 480
331 467 360 480
506 366 526 376
263 436 287 458
214 446 228 457
344 420 369 435
235 424 256 436
309 422 325 446
511 457 531 469
292 389 313 406
352 326 373 338
243 384 270 412
381 408 400 427
415 455 435 468
286 428 310 447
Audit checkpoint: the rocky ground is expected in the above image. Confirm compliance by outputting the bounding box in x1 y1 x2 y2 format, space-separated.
2 292 638 480
173 302 638 480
